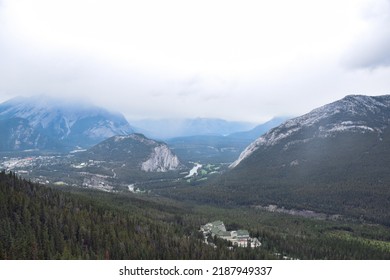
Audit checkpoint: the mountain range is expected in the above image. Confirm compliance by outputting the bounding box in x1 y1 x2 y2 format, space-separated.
2 93 390 225
167 117 288 163
130 118 257 139
0 96 274 154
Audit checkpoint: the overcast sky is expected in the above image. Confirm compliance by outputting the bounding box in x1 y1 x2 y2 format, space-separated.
1 0 390 122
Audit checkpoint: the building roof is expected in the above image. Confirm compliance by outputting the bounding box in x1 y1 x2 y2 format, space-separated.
218 231 232 237
236 230 249 237
211 220 224 227
210 227 231 236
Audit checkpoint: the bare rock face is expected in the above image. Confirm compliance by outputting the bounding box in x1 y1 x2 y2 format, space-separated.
85 133 182 172
141 145 181 172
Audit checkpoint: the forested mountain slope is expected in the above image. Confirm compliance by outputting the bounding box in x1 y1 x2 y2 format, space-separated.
216 95 390 224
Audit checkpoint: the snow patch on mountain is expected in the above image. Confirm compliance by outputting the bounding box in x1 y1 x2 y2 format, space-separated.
327 124 376 133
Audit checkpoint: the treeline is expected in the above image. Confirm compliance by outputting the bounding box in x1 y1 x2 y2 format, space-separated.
0 171 271 260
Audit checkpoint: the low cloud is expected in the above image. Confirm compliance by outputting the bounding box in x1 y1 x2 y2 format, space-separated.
343 0 390 69
1 0 390 123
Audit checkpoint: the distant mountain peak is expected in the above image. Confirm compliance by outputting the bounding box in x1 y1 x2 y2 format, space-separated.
131 118 257 139
0 95 134 151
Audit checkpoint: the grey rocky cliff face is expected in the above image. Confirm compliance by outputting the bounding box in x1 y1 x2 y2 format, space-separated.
141 145 181 172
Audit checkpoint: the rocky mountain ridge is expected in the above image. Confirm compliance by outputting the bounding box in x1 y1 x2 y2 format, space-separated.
84 133 182 172
231 95 390 168
0 96 134 151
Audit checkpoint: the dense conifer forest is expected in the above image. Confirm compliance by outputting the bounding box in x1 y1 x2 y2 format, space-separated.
0 171 272 259
2 171 390 260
